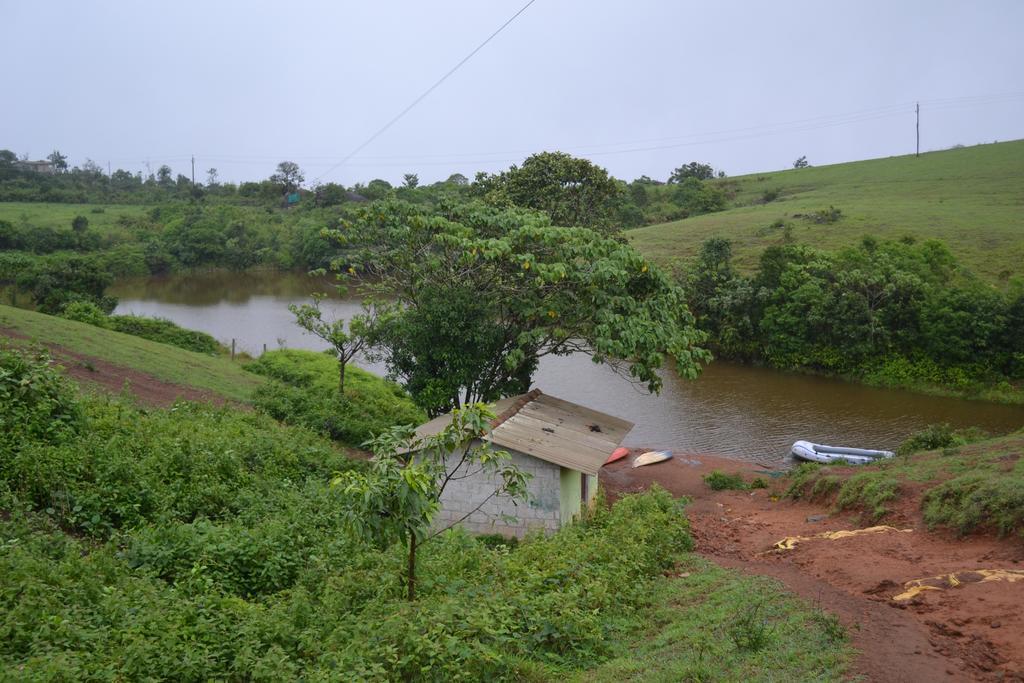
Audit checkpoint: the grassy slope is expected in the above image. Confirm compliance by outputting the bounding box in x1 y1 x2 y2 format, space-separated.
630 140 1024 281
786 430 1024 536
0 303 264 402
0 201 149 238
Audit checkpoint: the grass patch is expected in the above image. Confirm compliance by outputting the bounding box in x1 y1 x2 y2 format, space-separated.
245 348 425 447
0 303 263 402
629 140 1024 283
0 201 149 240
575 555 852 682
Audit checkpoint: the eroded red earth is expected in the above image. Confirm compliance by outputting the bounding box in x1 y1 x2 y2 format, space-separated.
602 450 1024 683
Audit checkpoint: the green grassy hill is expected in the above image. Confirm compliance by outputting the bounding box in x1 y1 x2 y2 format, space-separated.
0 201 149 236
629 140 1024 281
0 303 264 402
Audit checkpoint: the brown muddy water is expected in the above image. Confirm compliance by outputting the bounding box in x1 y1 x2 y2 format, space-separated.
111 270 1024 465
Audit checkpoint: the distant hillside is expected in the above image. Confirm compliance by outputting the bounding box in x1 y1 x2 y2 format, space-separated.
628 140 1024 282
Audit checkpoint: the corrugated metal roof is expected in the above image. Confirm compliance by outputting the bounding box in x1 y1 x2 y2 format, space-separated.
404 390 634 476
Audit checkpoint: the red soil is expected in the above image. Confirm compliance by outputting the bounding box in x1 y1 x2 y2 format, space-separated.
602 449 1024 683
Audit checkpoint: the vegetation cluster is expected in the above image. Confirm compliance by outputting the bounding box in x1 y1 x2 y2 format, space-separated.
0 348 855 681
60 300 224 354
684 236 1024 401
245 348 424 445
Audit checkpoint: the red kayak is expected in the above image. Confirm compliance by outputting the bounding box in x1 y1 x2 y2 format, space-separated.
604 447 630 465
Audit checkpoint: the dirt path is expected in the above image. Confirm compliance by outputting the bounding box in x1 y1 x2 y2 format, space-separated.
602 450 1024 682
2 327 231 407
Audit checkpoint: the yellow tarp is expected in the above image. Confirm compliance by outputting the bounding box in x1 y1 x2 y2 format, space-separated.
893 569 1024 601
771 525 912 551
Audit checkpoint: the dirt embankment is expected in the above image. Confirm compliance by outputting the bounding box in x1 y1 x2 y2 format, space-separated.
2 327 231 407
603 450 1024 683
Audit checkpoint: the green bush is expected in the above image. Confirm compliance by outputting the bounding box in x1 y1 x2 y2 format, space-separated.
247 349 425 446
897 423 986 455
704 470 748 491
107 314 223 354
60 303 225 354
59 300 111 327
0 346 81 446
923 473 1024 537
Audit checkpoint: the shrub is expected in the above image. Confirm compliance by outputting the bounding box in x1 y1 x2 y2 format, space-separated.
761 188 781 203
0 345 81 446
922 473 1024 537
60 300 111 328
247 349 425 446
806 206 842 224
704 470 748 491
107 314 223 354
897 423 986 455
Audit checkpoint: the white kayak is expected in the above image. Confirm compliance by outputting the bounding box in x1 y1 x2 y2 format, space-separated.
791 440 894 465
633 450 672 468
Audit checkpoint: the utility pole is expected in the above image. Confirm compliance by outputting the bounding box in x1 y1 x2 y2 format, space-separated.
915 102 920 158
107 160 111 177
191 155 195 184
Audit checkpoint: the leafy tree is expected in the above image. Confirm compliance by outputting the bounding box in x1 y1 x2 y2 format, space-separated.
358 178 394 201
630 181 649 207
331 404 529 600
402 173 419 189
71 215 89 233
673 177 727 215
16 255 116 314
445 172 469 186
0 149 17 166
206 168 219 186
475 151 622 231
110 169 139 192
793 156 809 169
332 200 709 416
288 293 372 393
156 165 173 186
81 158 104 175
668 162 717 183
270 161 304 193
47 149 69 173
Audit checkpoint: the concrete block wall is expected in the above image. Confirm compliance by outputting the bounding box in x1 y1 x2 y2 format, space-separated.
434 444 563 538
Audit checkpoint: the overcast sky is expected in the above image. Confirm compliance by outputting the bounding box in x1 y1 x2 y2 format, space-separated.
3 1 1022 185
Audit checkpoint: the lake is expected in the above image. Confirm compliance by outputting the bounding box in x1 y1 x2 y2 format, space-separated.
111 270 1024 464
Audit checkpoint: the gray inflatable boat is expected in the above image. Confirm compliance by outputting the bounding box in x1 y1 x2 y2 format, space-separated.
791 440 895 465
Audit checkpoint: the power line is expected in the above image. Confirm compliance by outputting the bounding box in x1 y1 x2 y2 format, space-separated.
312 0 538 183
95 90 1024 172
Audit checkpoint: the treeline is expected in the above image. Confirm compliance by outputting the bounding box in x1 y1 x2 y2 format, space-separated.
0 203 358 312
685 236 1024 397
0 149 729 226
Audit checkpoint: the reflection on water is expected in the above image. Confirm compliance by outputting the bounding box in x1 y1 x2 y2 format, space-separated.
111 270 1024 464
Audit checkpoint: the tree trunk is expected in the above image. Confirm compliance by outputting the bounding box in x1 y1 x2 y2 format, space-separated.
406 533 417 601
338 358 346 396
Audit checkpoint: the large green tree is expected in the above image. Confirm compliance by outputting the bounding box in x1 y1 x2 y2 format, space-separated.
668 161 717 183
475 152 622 231
270 161 304 193
329 200 709 416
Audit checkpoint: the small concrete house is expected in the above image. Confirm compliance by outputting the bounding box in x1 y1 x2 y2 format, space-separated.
409 389 634 538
